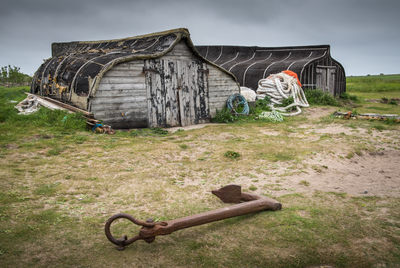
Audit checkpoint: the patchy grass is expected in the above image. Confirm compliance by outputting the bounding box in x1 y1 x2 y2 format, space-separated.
299 180 310 186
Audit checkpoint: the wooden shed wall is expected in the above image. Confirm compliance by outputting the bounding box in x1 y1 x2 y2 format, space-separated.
166 41 239 117
300 57 346 97
90 61 147 128
207 65 239 117
90 40 239 128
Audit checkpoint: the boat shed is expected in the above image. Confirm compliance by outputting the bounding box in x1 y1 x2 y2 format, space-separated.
196 45 345 96
31 28 240 128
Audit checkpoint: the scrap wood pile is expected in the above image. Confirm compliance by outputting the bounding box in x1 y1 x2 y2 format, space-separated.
334 111 400 122
15 93 115 134
15 94 65 115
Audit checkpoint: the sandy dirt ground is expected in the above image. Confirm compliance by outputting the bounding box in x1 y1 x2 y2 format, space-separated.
283 148 400 197
291 107 399 197
287 107 399 197
169 107 400 197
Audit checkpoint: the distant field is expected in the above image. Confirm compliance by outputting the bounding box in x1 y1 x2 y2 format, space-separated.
344 74 400 114
347 74 400 92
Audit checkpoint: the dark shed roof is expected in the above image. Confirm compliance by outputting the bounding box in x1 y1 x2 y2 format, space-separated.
31 28 235 103
195 45 343 91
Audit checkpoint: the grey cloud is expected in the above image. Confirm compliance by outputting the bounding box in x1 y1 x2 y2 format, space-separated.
0 0 399 75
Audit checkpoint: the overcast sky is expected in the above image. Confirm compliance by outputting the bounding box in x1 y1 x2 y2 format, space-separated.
1 0 399 76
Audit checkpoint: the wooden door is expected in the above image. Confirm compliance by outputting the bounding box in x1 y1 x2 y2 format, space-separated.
145 59 209 127
316 66 336 95
177 60 209 126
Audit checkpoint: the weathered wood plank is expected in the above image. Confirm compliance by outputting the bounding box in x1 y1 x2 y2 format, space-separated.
93 110 147 119
110 66 144 72
166 42 193 57
188 60 196 126
95 89 146 97
209 91 236 96
103 70 144 77
179 60 192 126
162 55 198 61
198 61 210 121
98 83 146 91
146 59 166 128
209 94 236 100
91 96 147 105
328 67 336 95
100 77 145 84
111 62 144 71
208 78 238 83
91 102 147 112
164 59 180 127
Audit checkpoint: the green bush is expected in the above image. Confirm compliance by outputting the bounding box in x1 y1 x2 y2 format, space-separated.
211 108 238 123
250 98 272 115
305 89 339 106
279 96 294 107
255 97 271 109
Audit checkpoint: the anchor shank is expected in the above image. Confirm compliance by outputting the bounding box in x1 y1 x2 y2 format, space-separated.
139 194 281 238
167 197 280 231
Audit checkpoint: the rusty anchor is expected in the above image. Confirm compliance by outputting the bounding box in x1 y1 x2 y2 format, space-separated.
105 184 282 249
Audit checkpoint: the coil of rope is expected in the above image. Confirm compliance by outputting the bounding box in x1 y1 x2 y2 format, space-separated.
227 93 249 115
256 71 309 116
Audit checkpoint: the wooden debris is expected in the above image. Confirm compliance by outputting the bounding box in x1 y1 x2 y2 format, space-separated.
334 111 400 122
26 93 101 127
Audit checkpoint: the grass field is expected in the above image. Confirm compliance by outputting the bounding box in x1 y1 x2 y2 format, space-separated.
344 74 400 114
0 77 399 267
346 74 400 92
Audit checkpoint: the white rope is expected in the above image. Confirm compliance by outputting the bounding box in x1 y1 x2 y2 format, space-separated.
256 72 309 116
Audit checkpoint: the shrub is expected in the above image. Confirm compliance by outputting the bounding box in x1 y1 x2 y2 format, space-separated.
279 96 294 107
212 108 238 123
305 89 339 106
250 97 271 115
255 97 271 109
